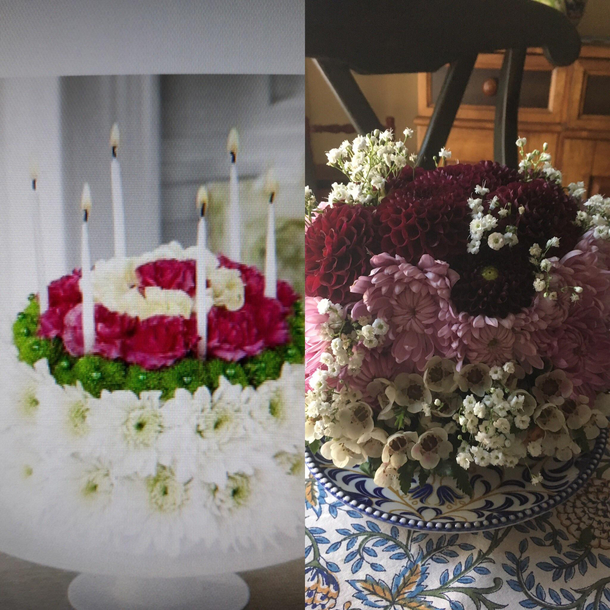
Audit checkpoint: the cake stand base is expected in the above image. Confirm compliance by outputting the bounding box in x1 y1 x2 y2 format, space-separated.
68 572 250 610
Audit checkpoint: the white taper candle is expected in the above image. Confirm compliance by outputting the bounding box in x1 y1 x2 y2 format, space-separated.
196 185 209 359
110 123 126 258
227 127 241 261
264 170 278 299
80 184 95 353
30 162 48 313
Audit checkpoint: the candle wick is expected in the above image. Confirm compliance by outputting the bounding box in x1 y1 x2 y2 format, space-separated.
269 192 275 204
230 152 236 164
31 178 37 191
112 146 118 159
83 209 89 222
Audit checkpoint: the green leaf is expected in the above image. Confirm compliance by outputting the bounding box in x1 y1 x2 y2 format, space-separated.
360 457 382 478
450 461 474 497
418 468 430 488
398 461 417 496
308 439 321 455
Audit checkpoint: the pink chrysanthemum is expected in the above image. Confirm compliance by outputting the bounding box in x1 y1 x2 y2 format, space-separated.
346 348 413 406
351 253 457 370
305 297 330 386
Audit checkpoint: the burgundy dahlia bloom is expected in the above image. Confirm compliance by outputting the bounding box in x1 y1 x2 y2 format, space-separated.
305 203 378 303
489 179 581 256
450 250 536 318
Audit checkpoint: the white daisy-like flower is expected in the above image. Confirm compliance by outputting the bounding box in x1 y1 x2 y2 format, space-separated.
335 402 374 441
89 390 164 477
457 364 492 397
247 363 304 451
534 403 566 433
36 380 96 457
561 395 592 430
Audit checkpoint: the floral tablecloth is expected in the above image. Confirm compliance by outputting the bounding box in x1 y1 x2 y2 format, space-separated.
305 438 610 610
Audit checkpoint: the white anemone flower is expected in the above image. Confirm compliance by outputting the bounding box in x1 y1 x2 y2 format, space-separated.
457 364 492 397
366 378 396 419
410 428 453 470
373 462 400 489
423 357 458 393
534 403 566 433
533 370 573 406
335 402 374 440
89 390 164 477
507 390 537 417
320 438 366 468
560 395 592 430
381 431 418 469
392 373 432 413
357 427 389 459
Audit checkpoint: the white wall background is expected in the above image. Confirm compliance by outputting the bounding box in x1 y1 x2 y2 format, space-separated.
0 74 304 318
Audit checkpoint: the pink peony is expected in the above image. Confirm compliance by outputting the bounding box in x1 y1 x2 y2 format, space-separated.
136 259 197 297
62 304 137 360
123 315 198 369
351 253 456 370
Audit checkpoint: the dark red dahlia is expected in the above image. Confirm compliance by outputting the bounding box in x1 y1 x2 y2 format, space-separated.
305 203 378 303
450 250 536 318
488 179 581 256
377 186 470 263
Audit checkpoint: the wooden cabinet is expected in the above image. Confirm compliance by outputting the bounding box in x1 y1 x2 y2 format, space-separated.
415 43 610 195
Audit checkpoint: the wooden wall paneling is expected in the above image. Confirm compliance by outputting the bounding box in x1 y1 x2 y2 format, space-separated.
561 138 596 187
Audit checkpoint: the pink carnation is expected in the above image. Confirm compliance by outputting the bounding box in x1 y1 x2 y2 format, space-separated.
136 259 196 297
207 304 265 361
62 304 137 360
351 253 457 370
40 270 83 337
124 315 199 369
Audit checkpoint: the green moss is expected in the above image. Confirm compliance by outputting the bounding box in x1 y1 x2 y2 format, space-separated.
160 359 207 398
125 365 165 397
73 356 127 397
12 298 305 396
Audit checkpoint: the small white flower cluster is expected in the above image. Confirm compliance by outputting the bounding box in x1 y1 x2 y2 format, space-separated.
305 185 317 219
324 129 413 206
517 138 562 184
91 242 245 320
0 348 304 554
575 193 610 241
528 238 582 301
467 189 518 254
454 364 609 477
305 301 390 445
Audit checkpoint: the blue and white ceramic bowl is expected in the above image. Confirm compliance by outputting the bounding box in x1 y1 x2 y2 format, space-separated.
306 428 607 533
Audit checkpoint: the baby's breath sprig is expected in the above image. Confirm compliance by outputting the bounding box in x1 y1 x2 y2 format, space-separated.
305 186 318 224
575 193 610 241
323 128 415 207
529 237 582 301
517 138 562 184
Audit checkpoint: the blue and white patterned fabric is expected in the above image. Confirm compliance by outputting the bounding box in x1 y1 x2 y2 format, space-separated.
306 437 610 610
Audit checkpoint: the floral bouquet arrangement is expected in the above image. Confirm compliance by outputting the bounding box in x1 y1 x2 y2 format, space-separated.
0 242 304 555
305 129 610 496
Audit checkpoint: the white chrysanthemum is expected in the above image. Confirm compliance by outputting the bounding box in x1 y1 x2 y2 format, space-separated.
35 381 97 457
207 463 301 552
246 363 304 451
0 358 53 432
88 390 164 477
209 267 245 311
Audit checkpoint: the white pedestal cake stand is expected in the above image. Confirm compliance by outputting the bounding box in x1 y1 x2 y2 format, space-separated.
0 516 301 609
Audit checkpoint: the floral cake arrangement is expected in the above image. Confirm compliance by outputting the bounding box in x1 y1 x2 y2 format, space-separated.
304 129 610 496
0 126 304 556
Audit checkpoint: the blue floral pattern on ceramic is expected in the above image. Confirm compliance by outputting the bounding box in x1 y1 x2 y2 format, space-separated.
306 428 608 533
306 434 610 609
